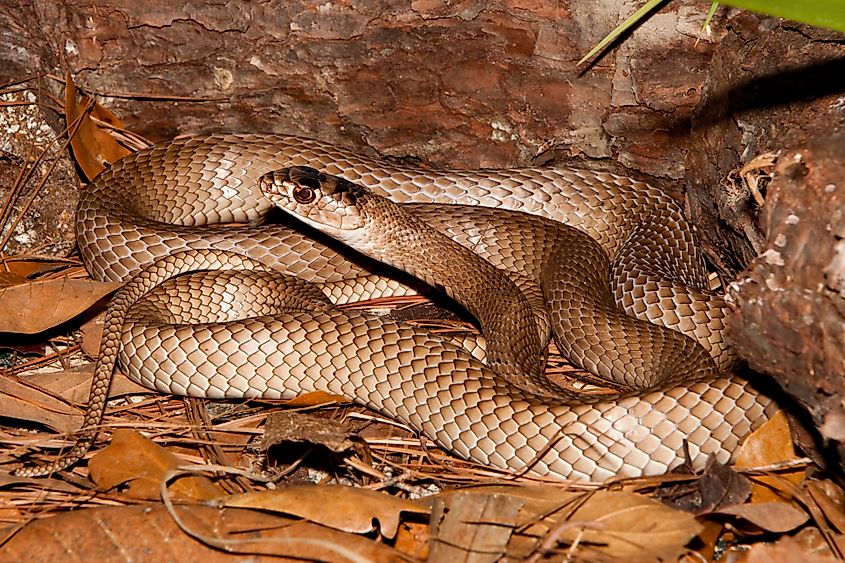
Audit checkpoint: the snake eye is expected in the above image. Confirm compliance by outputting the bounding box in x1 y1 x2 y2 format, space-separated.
293 185 315 204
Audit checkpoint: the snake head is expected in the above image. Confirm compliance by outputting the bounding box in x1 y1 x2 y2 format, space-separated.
259 166 371 238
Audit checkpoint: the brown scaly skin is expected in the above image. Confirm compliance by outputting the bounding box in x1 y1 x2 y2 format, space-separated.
17 135 774 480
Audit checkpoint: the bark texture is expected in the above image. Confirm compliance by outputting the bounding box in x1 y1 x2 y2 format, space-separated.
2 0 730 185
685 16 845 466
686 17 845 275
731 141 845 458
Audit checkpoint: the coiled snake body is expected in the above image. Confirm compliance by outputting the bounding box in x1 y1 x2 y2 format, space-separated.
28 134 774 481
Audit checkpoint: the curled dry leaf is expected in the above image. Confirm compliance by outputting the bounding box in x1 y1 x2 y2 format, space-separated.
0 258 69 281
261 410 371 464
65 72 131 180
0 278 119 334
221 484 428 539
88 429 223 502
0 270 28 287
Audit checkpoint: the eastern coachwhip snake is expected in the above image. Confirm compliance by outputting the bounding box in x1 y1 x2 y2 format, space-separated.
19 134 775 481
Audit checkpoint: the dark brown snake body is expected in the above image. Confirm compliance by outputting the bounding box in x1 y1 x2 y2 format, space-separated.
19 133 774 481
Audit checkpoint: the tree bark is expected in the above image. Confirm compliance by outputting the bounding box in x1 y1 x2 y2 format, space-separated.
686 16 845 467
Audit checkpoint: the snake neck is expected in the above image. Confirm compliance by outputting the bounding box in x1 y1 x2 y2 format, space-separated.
344 196 546 387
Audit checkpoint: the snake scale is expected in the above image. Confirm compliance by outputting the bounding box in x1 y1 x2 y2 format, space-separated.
20 134 775 481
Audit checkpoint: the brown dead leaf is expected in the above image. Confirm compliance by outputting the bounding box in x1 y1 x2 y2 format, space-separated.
394 520 430 561
262 410 370 463
562 490 702 560
434 485 700 561
0 258 70 281
24 364 150 405
282 390 350 407
0 270 28 288
808 481 845 534
79 310 105 358
222 485 428 540
0 472 85 494
430 488 523 561
793 526 844 559
2 504 403 562
88 429 223 501
713 501 809 533
694 519 727 562
698 457 752 512
735 410 805 502
6 365 150 433
65 72 131 180
745 535 839 562
0 373 82 433
0 278 119 334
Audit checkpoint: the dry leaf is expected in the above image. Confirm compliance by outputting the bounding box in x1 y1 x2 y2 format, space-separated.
0 258 67 279
24 364 150 405
0 472 84 494
0 270 28 288
65 72 131 180
89 429 223 501
79 310 106 358
430 489 522 562
7 365 151 434
394 520 430 561
698 457 752 512
262 410 370 464
2 504 403 562
745 535 839 562
0 278 119 334
561 490 702 560
792 526 841 559
735 410 805 502
0 374 82 433
713 501 809 533
694 519 727 562
222 485 428 539
282 390 349 407
807 481 845 534
434 485 701 561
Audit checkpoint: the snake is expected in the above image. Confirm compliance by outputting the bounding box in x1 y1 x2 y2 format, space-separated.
18 133 775 481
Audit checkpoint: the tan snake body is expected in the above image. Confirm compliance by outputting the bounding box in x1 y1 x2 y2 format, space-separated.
21 133 774 481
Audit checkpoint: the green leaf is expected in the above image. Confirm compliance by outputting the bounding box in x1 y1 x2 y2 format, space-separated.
702 2 721 33
579 0 845 68
718 0 845 32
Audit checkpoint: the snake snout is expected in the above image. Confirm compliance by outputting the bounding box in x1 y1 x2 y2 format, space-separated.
259 167 326 211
